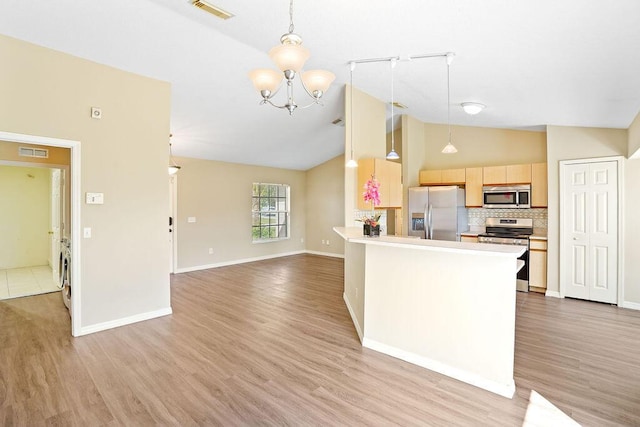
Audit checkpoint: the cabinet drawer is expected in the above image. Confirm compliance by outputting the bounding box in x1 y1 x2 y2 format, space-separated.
529 239 547 251
460 236 478 243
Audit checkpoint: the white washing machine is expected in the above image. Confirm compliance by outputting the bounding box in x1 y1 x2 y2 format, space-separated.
59 237 71 312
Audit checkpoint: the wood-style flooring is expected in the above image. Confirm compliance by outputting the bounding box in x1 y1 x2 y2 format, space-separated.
1 254 639 425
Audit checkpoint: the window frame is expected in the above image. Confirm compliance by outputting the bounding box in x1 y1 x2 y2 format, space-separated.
251 182 291 243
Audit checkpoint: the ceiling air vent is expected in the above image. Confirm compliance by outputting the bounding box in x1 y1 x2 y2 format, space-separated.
332 117 345 127
191 0 234 20
19 146 49 159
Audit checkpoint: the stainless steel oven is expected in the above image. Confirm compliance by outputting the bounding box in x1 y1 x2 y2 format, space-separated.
477 218 533 292
482 185 531 209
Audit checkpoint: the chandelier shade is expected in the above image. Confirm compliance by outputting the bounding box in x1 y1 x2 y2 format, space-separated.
301 70 335 97
248 69 283 96
268 44 310 73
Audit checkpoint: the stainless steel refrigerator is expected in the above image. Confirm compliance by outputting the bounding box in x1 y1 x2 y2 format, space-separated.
408 186 468 241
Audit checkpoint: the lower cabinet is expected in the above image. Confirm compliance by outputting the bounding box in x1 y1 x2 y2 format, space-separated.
460 235 479 243
528 238 547 293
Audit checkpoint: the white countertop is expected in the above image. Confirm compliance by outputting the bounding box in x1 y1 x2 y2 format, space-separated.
334 227 525 257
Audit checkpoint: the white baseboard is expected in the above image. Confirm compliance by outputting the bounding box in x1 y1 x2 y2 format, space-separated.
305 250 344 259
76 307 173 336
362 337 515 399
545 290 561 298
343 292 363 342
622 301 640 311
175 251 306 273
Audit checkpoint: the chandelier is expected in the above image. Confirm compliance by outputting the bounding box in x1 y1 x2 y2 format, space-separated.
248 0 335 115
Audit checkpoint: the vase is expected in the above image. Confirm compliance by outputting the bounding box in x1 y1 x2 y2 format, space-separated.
363 224 380 237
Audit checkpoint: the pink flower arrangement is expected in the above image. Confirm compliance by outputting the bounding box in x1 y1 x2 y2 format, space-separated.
362 175 381 207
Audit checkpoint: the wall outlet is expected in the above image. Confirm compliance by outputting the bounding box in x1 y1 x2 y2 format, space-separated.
208 248 213 255
300 237 304 243
326 240 330 245
321 239 325 245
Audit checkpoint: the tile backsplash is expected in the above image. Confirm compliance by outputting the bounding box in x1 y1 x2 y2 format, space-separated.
468 208 548 229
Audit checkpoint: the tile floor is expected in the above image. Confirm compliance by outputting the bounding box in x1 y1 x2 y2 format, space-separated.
0 265 60 300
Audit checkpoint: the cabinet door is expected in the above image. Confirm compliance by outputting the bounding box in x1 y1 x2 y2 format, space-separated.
419 169 442 185
375 158 390 208
483 166 506 185
529 239 547 290
441 168 466 184
531 162 548 207
387 161 403 208
465 167 483 207
506 164 532 184
460 236 478 243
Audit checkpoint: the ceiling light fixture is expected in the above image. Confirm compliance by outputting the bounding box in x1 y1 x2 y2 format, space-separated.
441 53 458 154
346 62 358 168
248 0 335 115
461 102 485 115
386 58 400 160
168 135 181 175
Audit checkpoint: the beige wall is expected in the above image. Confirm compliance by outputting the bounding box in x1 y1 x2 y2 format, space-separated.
174 157 307 269
306 155 345 255
545 126 636 302
0 35 171 330
629 111 640 158
345 85 386 225
422 123 547 169
0 166 50 268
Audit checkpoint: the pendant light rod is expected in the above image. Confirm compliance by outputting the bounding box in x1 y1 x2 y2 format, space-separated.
386 59 399 160
346 62 358 168
349 51 453 66
442 52 458 154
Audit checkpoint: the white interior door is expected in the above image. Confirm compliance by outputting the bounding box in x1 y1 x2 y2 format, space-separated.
50 169 62 284
562 161 618 303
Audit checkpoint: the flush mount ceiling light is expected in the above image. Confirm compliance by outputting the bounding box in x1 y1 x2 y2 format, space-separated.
441 53 458 154
386 59 400 160
249 0 335 115
168 135 181 175
461 102 486 115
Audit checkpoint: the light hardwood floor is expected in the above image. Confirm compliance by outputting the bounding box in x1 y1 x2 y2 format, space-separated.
1 254 639 425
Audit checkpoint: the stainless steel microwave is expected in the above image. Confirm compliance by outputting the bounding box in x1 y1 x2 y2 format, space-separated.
482 185 531 209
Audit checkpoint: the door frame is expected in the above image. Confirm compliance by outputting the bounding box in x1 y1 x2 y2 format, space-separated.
0 131 81 335
559 156 625 306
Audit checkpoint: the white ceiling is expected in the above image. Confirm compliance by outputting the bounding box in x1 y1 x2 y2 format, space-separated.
1 0 639 170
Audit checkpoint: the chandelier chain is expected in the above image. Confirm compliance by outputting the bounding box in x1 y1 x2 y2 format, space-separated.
288 0 295 34
447 60 451 143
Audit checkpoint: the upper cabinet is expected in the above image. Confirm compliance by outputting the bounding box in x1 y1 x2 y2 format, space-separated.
419 168 465 185
357 158 402 210
483 164 531 185
465 167 483 207
531 163 548 207
420 162 547 208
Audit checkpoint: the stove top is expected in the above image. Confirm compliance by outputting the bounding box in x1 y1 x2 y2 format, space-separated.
478 218 533 245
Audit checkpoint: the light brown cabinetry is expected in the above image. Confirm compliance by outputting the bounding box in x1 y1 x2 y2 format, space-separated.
419 168 465 185
529 238 547 293
483 164 531 185
465 167 483 207
531 162 548 207
357 158 402 210
460 235 479 243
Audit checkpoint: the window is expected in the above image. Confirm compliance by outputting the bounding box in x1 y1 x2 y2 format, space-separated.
252 183 290 242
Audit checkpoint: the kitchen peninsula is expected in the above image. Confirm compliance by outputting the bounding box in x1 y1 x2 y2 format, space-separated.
333 227 525 398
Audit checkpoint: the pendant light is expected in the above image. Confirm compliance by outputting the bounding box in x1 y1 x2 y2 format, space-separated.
386 58 400 160
168 134 181 175
441 53 458 154
346 62 358 168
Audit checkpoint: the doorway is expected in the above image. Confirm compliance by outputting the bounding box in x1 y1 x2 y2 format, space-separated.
0 131 81 336
0 164 66 300
559 157 624 304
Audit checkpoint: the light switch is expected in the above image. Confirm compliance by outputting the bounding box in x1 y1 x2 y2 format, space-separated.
83 227 92 238
86 192 104 204
187 217 196 223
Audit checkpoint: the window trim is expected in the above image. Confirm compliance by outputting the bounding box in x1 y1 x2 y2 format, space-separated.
251 182 291 243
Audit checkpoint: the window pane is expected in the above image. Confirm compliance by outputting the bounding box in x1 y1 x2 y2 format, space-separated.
252 213 261 226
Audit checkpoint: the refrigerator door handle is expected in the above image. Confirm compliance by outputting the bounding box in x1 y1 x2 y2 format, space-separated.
427 204 433 239
423 204 428 239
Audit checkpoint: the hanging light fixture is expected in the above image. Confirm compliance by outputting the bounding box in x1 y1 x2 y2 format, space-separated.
386 58 400 160
441 53 458 154
249 0 335 115
168 135 181 175
346 62 358 168
461 102 485 115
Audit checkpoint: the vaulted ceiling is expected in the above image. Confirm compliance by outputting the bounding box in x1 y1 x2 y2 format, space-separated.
1 0 639 170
